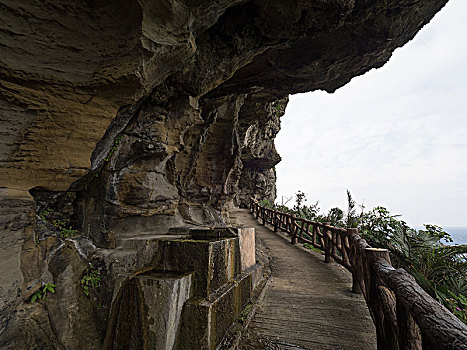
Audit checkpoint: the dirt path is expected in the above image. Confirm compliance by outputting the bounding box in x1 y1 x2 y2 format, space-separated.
231 208 377 350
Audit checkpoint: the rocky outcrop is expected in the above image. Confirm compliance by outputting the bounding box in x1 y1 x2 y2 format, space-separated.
0 0 449 348
1 0 448 193
235 97 286 207
0 189 35 335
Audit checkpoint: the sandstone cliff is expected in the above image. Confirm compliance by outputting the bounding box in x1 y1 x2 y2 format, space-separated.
0 0 448 348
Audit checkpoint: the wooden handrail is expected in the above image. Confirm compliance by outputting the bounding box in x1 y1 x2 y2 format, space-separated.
249 197 467 350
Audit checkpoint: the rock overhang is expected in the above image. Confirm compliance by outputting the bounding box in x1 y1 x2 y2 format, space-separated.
0 0 448 192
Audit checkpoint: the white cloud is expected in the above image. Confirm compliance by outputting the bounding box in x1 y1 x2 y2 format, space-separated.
275 0 467 227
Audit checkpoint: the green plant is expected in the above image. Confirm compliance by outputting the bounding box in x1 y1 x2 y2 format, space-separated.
40 209 78 238
52 218 77 238
65 191 73 200
358 206 467 324
104 134 122 162
61 227 78 238
359 206 403 248
303 243 322 253
445 293 467 323
31 283 56 303
291 191 321 221
327 207 344 227
238 302 253 323
258 199 274 209
275 103 282 113
81 265 101 297
39 208 54 221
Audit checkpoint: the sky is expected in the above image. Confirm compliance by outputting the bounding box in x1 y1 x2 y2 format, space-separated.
275 0 467 228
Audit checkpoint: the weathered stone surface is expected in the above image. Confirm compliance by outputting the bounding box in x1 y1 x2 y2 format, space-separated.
45 242 104 350
99 229 260 350
0 189 35 334
0 302 65 350
236 168 278 208
0 0 141 191
234 96 285 207
0 0 448 193
177 269 257 350
0 0 249 191
238 228 256 271
104 272 193 350
139 272 192 350
122 234 241 298
239 97 285 170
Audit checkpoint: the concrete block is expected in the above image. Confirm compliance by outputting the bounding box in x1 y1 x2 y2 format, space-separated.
237 227 256 271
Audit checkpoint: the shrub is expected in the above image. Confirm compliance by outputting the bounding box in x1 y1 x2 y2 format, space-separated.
81 265 101 297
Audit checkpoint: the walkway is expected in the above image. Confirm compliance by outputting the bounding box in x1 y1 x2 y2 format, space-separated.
231 209 377 350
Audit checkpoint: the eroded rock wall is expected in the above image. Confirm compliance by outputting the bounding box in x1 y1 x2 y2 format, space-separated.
235 97 286 207
0 0 449 348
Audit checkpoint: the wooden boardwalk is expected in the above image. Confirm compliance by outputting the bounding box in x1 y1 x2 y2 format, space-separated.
232 209 377 350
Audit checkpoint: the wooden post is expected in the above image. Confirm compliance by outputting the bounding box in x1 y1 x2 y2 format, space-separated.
331 229 336 258
318 226 325 250
365 248 399 350
312 225 317 246
298 220 305 242
341 234 350 267
273 212 278 232
396 296 422 350
336 231 341 250
323 223 332 263
291 216 297 244
348 228 362 294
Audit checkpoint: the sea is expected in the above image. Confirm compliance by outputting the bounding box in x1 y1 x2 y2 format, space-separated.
443 227 467 245
413 226 467 245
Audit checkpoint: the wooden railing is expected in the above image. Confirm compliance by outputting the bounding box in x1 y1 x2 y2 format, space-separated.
250 198 467 350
